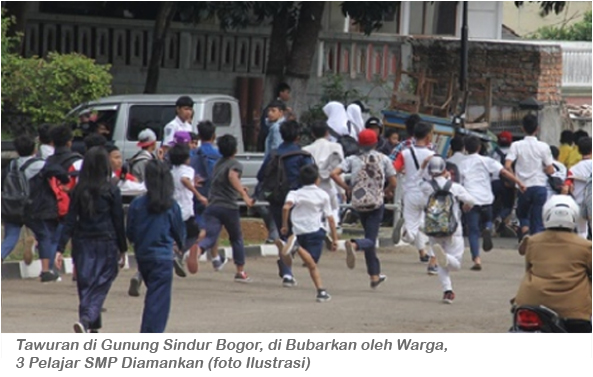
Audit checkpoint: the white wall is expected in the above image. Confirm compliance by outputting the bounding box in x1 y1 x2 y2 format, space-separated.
457 1 503 39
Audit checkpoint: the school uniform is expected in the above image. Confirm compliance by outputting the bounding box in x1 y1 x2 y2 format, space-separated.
459 154 503 261
286 185 333 263
419 175 476 293
171 164 200 249
303 138 344 222
490 146 515 223
506 136 554 235
566 159 592 238
127 196 185 333
58 184 127 332
162 116 193 147
547 161 567 200
340 150 396 277
394 146 435 254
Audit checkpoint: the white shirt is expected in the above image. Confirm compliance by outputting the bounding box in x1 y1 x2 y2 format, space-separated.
419 176 476 237
568 159 592 203
447 152 465 168
303 138 344 209
285 185 333 236
400 146 435 192
39 144 54 160
459 154 502 205
506 136 554 188
163 116 193 147
171 164 195 221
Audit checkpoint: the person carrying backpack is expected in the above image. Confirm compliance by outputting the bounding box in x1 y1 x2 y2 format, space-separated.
257 120 313 287
1 136 46 263
331 129 397 289
129 129 158 183
190 121 224 270
417 155 476 304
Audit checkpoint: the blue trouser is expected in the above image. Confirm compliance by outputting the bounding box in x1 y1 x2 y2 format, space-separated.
353 206 384 277
516 186 547 235
73 238 119 331
26 219 60 270
466 205 493 261
1 222 22 260
138 259 173 333
270 204 294 278
199 206 245 266
491 180 515 221
297 229 326 264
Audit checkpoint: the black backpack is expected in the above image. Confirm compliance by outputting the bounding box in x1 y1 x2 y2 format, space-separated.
261 150 311 205
328 121 359 157
1 158 42 223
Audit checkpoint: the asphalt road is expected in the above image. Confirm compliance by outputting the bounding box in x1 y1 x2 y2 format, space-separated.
1 238 524 333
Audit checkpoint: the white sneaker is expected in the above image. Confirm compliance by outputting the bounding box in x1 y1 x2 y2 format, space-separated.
433 244 448 268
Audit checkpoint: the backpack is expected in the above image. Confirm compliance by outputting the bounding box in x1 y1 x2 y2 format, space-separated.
351 153 385 212
493 147 515 188
128 150 154 179
1 158 41 223
547 163 565 194
581 174 592 222
261 150 311 206
328 121 359 157
46 151 82 218
424 179 458 237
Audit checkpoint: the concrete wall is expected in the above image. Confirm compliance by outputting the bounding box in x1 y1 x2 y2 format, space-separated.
503 1 592 37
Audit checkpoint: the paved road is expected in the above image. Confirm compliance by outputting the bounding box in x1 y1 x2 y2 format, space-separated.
1 238 523 333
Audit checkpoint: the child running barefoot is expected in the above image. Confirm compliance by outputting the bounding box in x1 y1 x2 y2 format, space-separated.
126 160 185 332
187 135 255 282
280 164 339 302
417 156 475 304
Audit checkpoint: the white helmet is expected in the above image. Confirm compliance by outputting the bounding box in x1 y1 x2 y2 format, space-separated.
428 155 446 176
543 195 579 230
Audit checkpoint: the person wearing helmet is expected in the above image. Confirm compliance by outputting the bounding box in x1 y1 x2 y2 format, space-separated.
513 195 592 333
417 155 476 304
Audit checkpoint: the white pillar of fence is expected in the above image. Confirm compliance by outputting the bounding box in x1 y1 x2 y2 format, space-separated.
560 42 592 89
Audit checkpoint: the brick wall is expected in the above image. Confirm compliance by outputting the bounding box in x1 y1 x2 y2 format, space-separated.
410 38 563 106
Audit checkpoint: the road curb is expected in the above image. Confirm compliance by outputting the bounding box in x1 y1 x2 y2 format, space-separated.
1 238 398 280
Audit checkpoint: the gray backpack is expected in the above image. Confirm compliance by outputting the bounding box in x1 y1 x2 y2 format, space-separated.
351 153 384 212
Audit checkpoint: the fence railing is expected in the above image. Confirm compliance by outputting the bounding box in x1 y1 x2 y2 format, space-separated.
559 42 592 88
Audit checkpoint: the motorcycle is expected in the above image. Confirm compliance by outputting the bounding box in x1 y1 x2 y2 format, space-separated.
509 305 567 333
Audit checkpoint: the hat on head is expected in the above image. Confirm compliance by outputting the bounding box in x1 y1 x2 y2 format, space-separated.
169 131 191 146
365 117 383 131
428 155 447 176
358 129 378 147
137 129 157 148
498 131 513 144
176 96 194 108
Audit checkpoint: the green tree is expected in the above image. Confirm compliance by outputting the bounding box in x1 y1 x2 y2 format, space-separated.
529 11 592 41
1 10 113 128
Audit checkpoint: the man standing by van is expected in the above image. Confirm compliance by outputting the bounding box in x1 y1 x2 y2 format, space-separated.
162 96 195 152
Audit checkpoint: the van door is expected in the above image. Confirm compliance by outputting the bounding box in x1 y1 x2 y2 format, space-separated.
122 103 177 160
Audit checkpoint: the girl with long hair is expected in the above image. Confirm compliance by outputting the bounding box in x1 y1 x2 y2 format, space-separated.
55 146 127 333
126 160 185 333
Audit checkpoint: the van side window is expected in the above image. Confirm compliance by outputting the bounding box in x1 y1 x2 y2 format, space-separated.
212 102 231 127
127 105 176 141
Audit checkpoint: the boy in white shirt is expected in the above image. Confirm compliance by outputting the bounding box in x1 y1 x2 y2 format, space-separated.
392 122 438 274
459 136 524 270
162 96 195 152
418 155 476 304
169 144 208 277
563 137 592 239
281 164 339 302
505 115 555 237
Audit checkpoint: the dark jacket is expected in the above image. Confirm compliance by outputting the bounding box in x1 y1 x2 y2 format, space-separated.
58 184 127 253
126 195 186 262
257 142 314 193
25 163 70 222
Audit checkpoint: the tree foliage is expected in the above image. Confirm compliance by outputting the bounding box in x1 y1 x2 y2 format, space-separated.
2 10 113 126
529 10 592 41
514 1 566 16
